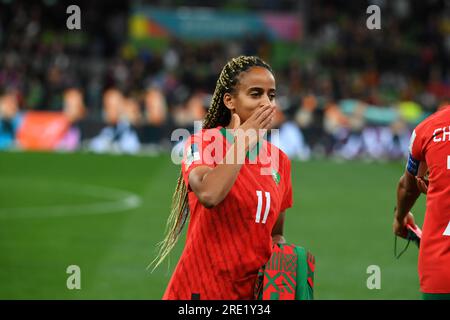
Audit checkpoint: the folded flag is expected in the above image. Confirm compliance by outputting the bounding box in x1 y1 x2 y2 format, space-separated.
254 243 315 300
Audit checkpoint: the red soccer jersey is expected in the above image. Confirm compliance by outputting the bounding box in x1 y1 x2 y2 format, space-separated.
407 105 450 293
163 126 293 300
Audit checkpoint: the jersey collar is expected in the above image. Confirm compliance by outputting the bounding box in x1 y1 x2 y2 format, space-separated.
219 126 263 161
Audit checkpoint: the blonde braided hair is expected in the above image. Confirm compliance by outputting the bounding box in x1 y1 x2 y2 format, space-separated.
150 56 273 271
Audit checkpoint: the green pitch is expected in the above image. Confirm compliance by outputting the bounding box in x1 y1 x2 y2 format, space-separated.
0 151 425 299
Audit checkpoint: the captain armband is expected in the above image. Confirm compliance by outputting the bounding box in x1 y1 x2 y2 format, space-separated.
406 153 420 176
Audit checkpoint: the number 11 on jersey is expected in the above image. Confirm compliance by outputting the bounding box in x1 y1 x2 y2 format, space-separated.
255 190 270 224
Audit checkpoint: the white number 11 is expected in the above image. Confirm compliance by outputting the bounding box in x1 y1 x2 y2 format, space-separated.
255 190 271 224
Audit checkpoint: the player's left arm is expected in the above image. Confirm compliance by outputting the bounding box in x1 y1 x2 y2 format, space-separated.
272 211 286 244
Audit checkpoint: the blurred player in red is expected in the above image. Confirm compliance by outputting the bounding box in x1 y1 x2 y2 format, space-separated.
394 104 450 299
151 56 293 299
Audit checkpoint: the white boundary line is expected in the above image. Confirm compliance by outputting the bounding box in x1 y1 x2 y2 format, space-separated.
0 179 142 219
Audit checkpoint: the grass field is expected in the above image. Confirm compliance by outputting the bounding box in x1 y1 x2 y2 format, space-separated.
0 151 426 299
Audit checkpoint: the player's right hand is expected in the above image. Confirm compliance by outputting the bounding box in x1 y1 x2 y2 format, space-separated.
240 104 276 139
393 211 416 238
229 105 276 152
239 104 276 132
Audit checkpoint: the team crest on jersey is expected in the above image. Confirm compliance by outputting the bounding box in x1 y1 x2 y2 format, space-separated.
185 143 200 170
272 168 280 185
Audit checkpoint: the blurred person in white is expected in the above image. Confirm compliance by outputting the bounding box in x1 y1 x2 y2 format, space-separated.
0 91 23 150
361 124 395 159
89 88 141 154
272 97 311 161
56 88 86 151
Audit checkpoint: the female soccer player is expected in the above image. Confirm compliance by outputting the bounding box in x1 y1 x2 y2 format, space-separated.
153 56 293 300
394 104 450 299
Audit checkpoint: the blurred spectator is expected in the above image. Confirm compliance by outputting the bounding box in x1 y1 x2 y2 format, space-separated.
57 88 86 151
124 96 142 128
0 0 448 160
142 86 168 145
275 122 311 161
334 101 366 160
185 92 207 123
171 92 208 132
89 88 141 154
295 94 317 130
0 91 23 149
389 119 411 159
268 101 309 160
323 102 350 156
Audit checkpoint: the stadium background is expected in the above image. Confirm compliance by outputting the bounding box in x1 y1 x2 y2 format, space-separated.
0 0 448 299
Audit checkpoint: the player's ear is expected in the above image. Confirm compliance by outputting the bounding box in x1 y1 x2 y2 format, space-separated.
223 93 235 111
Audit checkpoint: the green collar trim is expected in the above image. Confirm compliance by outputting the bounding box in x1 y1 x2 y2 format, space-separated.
272 168 281 185
219 127 262 160
219 127 234 144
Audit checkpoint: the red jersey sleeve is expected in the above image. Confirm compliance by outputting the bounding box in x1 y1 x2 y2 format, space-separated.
410 128 425 161
181 129 222 189
407 128 425 176
280 155 293 212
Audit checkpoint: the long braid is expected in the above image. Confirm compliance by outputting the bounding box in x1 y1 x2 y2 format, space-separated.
150 56 273 271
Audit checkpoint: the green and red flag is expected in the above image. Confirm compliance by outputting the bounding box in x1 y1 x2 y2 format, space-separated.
255 243 315 300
